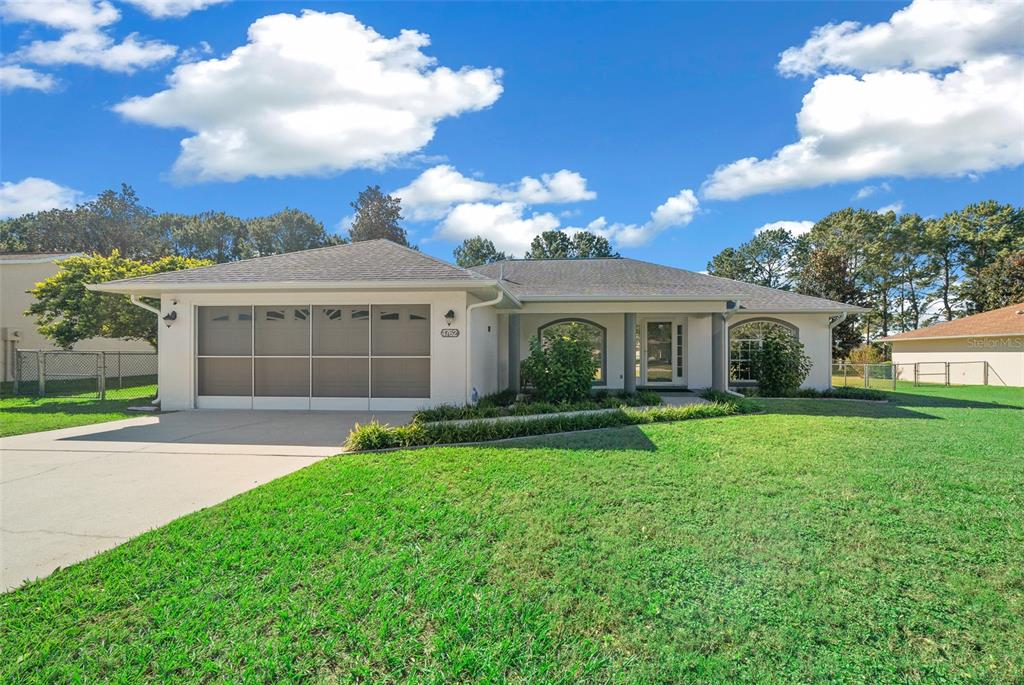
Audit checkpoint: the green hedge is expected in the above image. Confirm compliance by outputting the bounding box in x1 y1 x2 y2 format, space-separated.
346 401 743 451
413 390 663 423
738 386 887 401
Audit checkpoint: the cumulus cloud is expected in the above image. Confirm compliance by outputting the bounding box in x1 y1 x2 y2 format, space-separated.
0 65 58 92
579 189 700 247
437 202 560 254
877 202 904 214
114 11 503 182
854 182 890 199
0 178 83 218
703 0 1024 200
754 220 814 236
394 165 595 220
123 0 229 19
1 0 177 73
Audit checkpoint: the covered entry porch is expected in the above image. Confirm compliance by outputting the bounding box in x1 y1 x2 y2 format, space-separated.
496 302 736 394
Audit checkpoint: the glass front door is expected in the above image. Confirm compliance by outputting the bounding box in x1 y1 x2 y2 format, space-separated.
645 321 673 384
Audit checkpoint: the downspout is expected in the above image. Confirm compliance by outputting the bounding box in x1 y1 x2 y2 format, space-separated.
828 312 849 390
721 300 744 397
129 294 162 405
465 288 505 404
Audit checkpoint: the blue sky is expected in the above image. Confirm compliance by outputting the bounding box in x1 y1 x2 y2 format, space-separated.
1 0 1022 270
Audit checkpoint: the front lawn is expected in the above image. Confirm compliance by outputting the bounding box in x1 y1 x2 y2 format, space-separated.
2 385 1022 682
0 390 155 437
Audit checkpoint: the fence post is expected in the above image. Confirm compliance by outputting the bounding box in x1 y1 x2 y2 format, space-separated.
945 362 950 386
843 363 848 387
892 365 897 391
983 361 989 386
914 362 919 386
13 349 19 395
864 364 869 388
98 352 106 400
38 351 46 397
118 351 123 389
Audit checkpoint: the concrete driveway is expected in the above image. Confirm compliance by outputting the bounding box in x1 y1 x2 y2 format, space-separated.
0 409 411 592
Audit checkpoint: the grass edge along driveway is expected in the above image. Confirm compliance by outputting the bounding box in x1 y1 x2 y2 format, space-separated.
1 384 1022 683
0 392 155 437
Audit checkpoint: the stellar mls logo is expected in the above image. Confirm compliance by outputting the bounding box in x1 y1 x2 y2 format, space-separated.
440 328 460 338
967 337 1023 349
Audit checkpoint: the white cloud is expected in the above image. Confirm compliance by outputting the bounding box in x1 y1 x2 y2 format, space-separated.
394 165 596 220
877 202 904 214
437 202 559 254
114 11 503 182
778 0 1023 76
0 178 82 217
1 0 177 73
123 0 229 19
568 189 700 248
704 0 1024 200
754 220 814 236
854 182 890 199
0 65 58 92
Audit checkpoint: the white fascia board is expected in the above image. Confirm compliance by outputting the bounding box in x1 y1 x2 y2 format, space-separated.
884 332 1024 343
739 307 870 315
518 294 746 302
87 278 510 296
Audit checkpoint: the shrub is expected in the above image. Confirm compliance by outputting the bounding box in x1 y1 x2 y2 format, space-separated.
520 324 599 403
842 343 887 377
411 391 663 423
345 402 742 451
477 389 517 408
748 328 812 397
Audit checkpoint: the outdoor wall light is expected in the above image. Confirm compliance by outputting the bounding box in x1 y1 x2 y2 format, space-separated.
445 309 456 326
162 311 178 327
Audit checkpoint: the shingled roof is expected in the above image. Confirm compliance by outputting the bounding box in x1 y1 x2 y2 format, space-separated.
472 258 866 312
92 240 492 292
880 302 1024 341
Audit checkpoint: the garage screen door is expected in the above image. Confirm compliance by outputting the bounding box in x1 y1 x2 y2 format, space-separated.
196 305 430 401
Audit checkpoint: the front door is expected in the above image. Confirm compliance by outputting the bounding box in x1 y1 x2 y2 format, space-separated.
644 320 674 384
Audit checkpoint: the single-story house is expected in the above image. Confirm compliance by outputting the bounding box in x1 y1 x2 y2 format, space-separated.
89 239 867 411
1 252 152 382
880 302 1024 387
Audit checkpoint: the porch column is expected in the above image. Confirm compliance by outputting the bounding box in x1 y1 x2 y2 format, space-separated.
623 313 636 393
507 313 521 393
711 313 728 391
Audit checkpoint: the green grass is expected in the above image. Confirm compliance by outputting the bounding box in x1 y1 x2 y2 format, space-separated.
0 387 156 437
2 385 1023 682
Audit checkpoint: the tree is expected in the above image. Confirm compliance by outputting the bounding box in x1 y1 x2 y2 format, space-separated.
570 231 618 258
748 327 812 396
156 211 249 263
246 208 338 257
954 201 1024 312
28 252 211 348
969 251 1024 311
525 230 615 260
453 236 507 268
526 230 572 259
707 246 754 282
795 247 865 357
520 323 599 403
706 228 795 289
348 185 408 245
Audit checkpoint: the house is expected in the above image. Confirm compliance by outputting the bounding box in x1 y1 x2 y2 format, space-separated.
880 303 1024 387
0 253 152 382
89 239 867 410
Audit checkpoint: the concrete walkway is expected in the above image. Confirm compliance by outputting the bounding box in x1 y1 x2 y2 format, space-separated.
0 409 411 592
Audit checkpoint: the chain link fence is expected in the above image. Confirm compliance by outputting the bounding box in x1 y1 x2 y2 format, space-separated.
12 350 157 400
832 361 992 389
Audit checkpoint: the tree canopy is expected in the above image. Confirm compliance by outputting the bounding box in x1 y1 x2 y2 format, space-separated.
525 230 619 260
453 236 507 268
706 200 1024 355
347 185 408 246
28 252 212 348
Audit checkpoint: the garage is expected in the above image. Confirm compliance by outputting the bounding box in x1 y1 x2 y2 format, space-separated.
196 304 431 409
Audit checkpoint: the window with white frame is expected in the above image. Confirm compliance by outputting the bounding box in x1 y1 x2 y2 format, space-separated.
728 319 798 383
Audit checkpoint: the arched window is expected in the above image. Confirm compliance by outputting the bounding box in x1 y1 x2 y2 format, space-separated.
538 318 607 385
729 318 798 383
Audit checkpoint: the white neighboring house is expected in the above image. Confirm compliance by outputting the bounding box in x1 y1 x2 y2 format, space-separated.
0 253 152 382
880 303 1024 387
89 240 867 411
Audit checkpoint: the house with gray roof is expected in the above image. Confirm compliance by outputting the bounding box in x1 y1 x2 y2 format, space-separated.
91 239 866 411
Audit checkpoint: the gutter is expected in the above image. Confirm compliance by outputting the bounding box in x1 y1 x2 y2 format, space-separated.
465 290 505 404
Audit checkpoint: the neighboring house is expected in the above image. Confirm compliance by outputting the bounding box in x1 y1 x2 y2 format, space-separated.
0 253 152 382
89 240 867 411
880 303 1024 387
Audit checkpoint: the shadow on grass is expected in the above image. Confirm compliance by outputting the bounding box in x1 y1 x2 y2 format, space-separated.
491 424 659 451
755 387 1022 421
0 397 153 415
